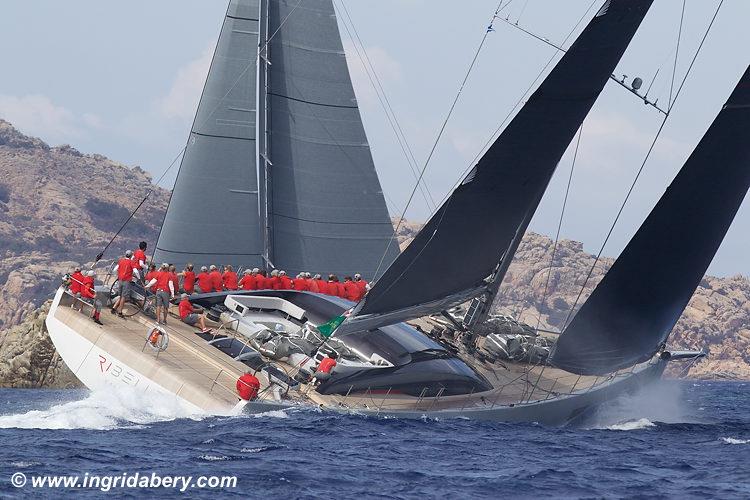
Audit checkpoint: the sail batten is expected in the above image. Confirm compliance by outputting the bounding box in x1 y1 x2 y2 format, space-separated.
335 0 654 335
550 65 750 376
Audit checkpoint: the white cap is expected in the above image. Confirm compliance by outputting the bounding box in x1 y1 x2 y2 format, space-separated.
279 270 286 276
125 250 133 257
354 273 362 279
313 274 322 280
181 293 189 299
252 268 260 274
161 263 169 268
209 265 217 271
201 266 208 272
243 269 252 275
305 272 312 278
86 270 95 277
74 266 81 272
270 270 279 276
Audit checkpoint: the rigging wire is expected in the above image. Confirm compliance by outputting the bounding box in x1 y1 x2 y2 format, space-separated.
561 0 723 331
93 0 306 263
372 1 511 278
334 0 437 212
534 124 584 333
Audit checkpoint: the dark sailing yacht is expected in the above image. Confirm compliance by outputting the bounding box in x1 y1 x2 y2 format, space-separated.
45 0 748 424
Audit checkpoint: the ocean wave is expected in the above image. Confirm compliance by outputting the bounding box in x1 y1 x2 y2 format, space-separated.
252 409 288 419
606 418 657 431
198 454 230 461
720 437 750 445
0 387 207 430
10 461 41 468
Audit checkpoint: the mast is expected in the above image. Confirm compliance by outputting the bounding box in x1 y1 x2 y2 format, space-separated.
257 0 273 270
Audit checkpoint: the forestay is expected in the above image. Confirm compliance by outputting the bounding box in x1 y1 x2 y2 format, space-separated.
551 65 750 376
336 0 654 335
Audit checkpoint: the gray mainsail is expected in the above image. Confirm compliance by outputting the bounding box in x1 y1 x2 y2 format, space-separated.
156 0 264 268
550 65 750 376
335 0 653 335
263 0 398 279
156 0 398 278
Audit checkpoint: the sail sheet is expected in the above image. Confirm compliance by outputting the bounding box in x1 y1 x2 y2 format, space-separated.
550 65 750 376
155 0 264 268
265 0 398 279
337 0 653 334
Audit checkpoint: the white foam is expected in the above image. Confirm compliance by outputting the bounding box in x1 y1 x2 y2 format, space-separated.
0 387 207 430
720 437 750 445
605 418 656 431
10 461 41 468
198 455 230 461
251 409 288 419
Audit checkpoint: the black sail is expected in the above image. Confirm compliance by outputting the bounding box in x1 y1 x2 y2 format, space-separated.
551 65 750 376
337 0 653 334
264 0 398 279
155 0 264 268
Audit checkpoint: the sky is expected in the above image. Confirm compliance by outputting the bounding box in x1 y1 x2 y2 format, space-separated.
1 0 749 276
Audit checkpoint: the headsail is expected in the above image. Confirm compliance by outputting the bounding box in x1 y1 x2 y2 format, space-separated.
336 0 654 335
263 0 398 279
550 65 750 376
156 0 264 268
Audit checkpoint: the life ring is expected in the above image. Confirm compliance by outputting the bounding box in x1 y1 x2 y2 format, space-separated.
147 326 169 352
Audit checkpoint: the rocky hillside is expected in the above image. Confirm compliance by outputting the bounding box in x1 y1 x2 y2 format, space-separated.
0 119 169 329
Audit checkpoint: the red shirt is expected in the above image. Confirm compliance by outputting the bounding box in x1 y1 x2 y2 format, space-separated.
343 281 359 302
132 249 146 270
183 271 196 294
170 272 179 294
178 299 194 319
318 357 337 374
70 271 84 294
209 271 223 292
261 276 273 289
307 279 319 293
223 271 239 290
336 282 346 298
155 270 172 293
315 280 328 295
117 258 134 281
271 276 282 290
355 280 368 301
239 275 256 290
279 276 292 290
80 276 96 299
197 272 212 292
294 278 308 292
145 270 157 291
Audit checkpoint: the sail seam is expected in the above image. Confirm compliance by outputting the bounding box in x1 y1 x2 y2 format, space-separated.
267 92 358 109
273 213 396 225
191 131 256 142
155 247 263 256
226 14 260 21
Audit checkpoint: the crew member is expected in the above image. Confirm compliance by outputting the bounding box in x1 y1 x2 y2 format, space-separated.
236 372 261 401
239 269 256 290
178 293 212 333
181 264 196 294
353 273 368 301
145 263 175 325
196 266 211 294
343 276 359 302
169 264 180 295
77 270 103 325
328 275 345 298
293 273 308 292
312 352 338 385
270 270 281 290
313 274 328 295
306 272 319 293
209 265 223 292
223 265 239 290
69 266 84 310
145 264 158 292
111 250 134 317
279 270 292 290
256 269 269 289
132 241 148 281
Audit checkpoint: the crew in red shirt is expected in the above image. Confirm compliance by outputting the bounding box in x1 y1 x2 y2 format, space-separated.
196 266 212 293
269 270 282 290
353 273 368 301
181 264 196 294
80 270 103 324
279 270 292 290
255 270 268 289
209 265 223 292
132 241 148 281
239 269 256 290
169 264 180 294
314 274 328 295
145 264 158 292
343 276 359 302
328 275 345 298
223 265 239 290
313 352 338 385
112 250 135 316
305 273 319 293
145 263 175 325
178 293 211 333
69 267 84 296
293 273 308 292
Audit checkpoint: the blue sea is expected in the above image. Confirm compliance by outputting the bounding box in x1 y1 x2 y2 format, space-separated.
0 380 747 498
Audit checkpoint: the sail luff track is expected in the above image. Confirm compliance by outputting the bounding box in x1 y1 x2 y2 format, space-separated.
336 0 654 335
550 65 750 376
